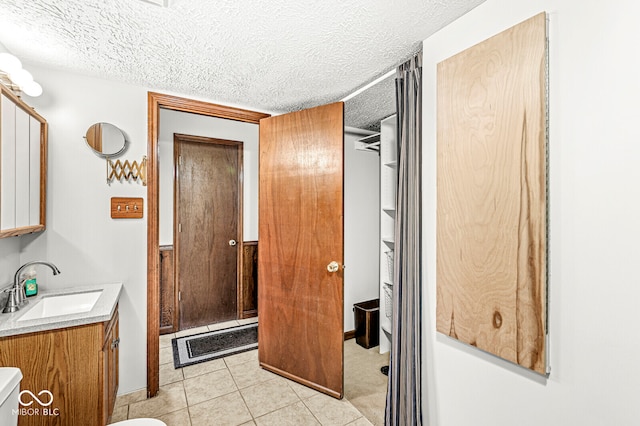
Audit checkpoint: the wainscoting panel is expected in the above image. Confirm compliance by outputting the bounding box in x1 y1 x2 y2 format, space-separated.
159 245 176 334
241 241 258 318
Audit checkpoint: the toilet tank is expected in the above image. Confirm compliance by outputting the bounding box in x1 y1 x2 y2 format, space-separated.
0 367 22 426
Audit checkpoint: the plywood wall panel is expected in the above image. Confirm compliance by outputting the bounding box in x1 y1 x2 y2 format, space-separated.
436 13 548 374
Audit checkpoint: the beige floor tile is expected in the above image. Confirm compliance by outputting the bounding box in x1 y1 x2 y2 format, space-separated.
240 378 300 418
109 404 128 423
224 349 258 367
237 317 258 325
228 359 277 389
182 358 227 379
346 394 385 426
115 389 147 407
303 393 362 426
157 407 192 426
343 339 388 426
346 417 374 426
176 325 210 338
160 333 176 349
189 391 252 426
160 346 175 365
183 368 238 406
128 382 188 419
208 320 240 331
239 422 256 426
286 380 322 400
254 401 320 426
160 361 184 386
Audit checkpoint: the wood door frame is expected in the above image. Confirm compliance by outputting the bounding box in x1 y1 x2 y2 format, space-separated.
147 92 269 397
173 133 244 331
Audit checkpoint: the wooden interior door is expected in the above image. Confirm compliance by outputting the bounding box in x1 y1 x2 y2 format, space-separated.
258 102 345 398
175 134 242 330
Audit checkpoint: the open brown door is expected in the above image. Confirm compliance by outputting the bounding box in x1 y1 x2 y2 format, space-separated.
258 102 344 398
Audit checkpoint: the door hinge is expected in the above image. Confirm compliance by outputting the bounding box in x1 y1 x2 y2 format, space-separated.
178 291 181 302
178 223 182 232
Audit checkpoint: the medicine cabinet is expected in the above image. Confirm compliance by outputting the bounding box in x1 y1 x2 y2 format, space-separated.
0 82 47 238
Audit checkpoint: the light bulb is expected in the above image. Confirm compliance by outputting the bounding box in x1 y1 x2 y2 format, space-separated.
9 68 33 88
0 53 22 74
23 81 43 97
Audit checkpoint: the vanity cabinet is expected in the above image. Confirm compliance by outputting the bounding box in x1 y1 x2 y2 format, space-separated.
102 308 119 423
0 305 119 426
0 83 47 238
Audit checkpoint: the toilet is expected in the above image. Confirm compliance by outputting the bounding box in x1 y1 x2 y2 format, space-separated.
0 367 22 426
109 419 167 425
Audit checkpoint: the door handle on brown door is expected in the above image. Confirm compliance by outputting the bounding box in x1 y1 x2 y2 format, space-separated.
229 240 237 246
327 261 339 273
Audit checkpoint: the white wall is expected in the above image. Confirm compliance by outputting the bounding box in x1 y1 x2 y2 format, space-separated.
16 65 149 395
423 0 640 424
0 239 20 287
158 109 259 245
344 130 380 332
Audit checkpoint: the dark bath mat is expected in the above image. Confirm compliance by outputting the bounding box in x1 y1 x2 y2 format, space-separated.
172 323 258 369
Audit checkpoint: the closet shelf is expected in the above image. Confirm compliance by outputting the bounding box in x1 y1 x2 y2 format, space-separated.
382 238 395 247
383 207 396 216
384 161 397 168
354 133 381 152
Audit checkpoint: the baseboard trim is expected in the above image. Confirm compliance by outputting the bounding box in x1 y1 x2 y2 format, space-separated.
344 330 356 341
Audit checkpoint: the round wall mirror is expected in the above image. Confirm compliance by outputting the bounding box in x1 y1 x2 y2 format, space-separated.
85 122 128 158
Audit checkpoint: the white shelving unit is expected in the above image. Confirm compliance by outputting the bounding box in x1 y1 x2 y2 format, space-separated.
379 115 397 354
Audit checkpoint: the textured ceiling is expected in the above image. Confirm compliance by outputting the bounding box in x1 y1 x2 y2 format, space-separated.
0 0 485 125
345 73 396 132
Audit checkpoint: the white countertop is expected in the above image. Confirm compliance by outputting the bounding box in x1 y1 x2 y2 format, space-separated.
0 283 122 338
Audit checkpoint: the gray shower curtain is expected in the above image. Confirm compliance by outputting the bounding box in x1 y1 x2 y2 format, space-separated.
385 51 423 426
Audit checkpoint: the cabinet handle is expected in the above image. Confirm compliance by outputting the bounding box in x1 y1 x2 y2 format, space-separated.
111 337 120 350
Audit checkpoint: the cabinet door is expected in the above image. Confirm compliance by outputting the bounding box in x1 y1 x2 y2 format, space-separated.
1 94 16 230
15 106 30 228
102 309 120 424
0 87 46 238
29 116 41 226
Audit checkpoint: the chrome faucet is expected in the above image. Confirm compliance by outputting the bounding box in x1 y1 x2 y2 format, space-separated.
2 261 61 313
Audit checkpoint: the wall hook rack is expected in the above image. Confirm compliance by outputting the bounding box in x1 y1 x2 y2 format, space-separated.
107 156 147 186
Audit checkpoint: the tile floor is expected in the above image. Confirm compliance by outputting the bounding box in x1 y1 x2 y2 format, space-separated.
109 318 383 426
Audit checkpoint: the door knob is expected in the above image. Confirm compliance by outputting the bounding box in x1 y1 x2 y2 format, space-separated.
229 240 237 246
327 261 340 273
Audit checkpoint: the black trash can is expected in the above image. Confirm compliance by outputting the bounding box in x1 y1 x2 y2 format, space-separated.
353 299 380 349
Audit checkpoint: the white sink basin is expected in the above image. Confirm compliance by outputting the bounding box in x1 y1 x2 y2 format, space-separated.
17 291 103 322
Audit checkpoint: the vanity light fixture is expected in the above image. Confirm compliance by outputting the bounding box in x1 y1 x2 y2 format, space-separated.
0 52 43 97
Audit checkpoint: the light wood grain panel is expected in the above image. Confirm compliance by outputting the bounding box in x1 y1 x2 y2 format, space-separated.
436 13 548 374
